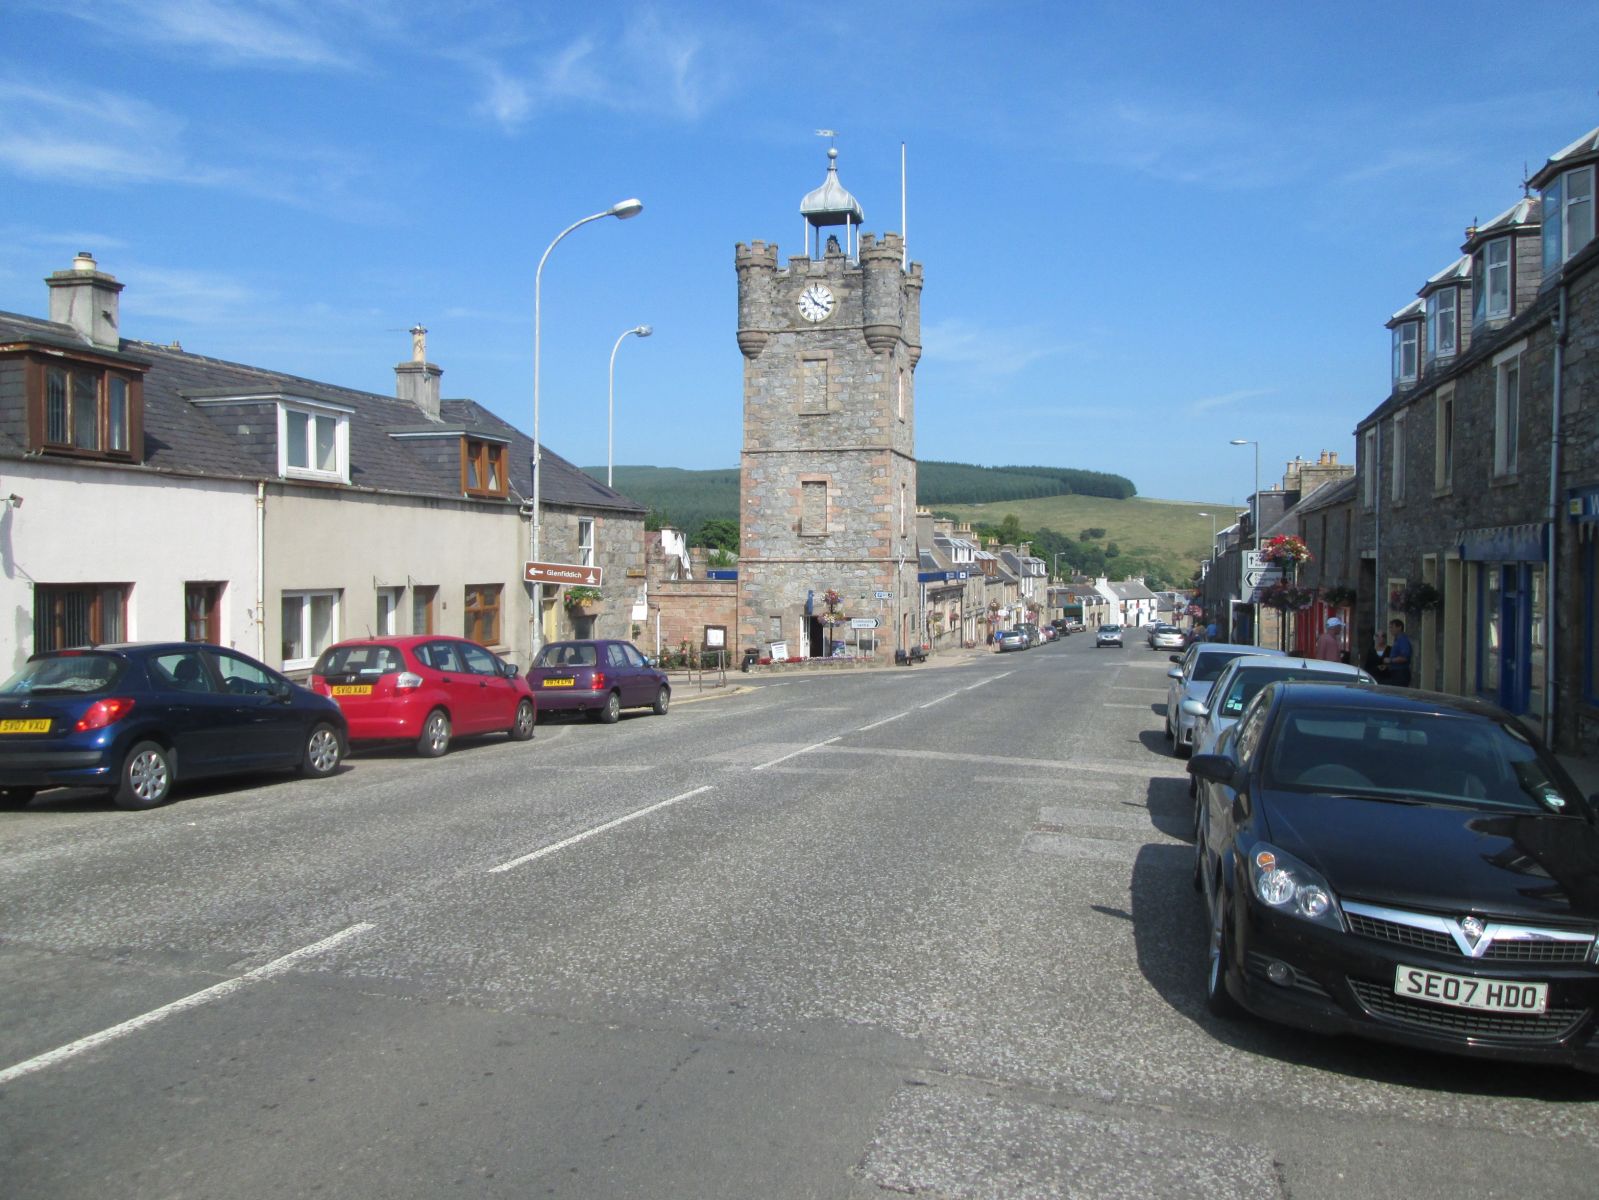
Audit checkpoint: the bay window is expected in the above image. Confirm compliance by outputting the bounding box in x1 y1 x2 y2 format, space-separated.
1541 165 1594 276
1391 321 1418 385
37 363 136 458
1425 288 1457 362
1474 239 1511 324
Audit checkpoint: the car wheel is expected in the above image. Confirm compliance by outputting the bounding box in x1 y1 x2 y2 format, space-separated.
651 686 670 716
509 699 536 741
1191 811 1206 893
416 709 451 757
598 691 621 724
114 740 173 810
301 722 342 777
0 786 36 809
1205 874 1243 1019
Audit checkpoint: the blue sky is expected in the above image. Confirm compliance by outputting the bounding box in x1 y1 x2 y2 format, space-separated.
3 2 1595 510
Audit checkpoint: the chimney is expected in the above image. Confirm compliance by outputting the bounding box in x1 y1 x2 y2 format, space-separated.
46 252 124 350
395 323 442 420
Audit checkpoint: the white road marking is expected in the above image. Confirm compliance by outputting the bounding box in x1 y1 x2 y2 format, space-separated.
488 786 715 872
752 736 841 772
964 672 1011 690
1103 703 1154 709
0 923 374 1086
918 692 962 709
858 712 910 732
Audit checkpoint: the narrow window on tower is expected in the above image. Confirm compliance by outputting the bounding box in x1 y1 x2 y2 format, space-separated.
801 480 827 535
800 357 829 413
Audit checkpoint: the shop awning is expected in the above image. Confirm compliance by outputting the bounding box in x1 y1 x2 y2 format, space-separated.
1456 523 1547 562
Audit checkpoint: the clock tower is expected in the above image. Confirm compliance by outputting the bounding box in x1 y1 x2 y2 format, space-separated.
735 147 923 659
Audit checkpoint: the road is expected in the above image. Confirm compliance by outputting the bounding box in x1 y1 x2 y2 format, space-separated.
2 634 1595 1199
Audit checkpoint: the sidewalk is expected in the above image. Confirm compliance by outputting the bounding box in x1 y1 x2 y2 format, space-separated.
1559 753 1599 798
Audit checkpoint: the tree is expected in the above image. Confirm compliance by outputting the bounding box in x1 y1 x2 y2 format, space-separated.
1106 542 1121 558
997 514 1024 544
1079 527 1106 542
695 518 740 552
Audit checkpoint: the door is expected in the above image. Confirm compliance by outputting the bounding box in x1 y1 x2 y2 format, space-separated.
209 649 303 767
146 648 231 775
418 639 480 731
459 641 517 733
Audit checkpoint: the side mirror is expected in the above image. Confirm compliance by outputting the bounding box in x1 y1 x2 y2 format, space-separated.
1186 753 1237 786
1169 654 1183 664
1181 698 1209 719
1166 667 1183 681
504 662 520 678
274 679 294 703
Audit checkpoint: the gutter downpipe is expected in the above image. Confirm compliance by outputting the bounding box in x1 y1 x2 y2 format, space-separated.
255 481 266 661
1545 285 1568 748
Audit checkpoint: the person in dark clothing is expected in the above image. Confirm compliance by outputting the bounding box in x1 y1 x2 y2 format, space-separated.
1386 619 1413 687
1363 632 1388 680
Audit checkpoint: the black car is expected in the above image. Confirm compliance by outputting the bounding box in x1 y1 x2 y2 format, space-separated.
0 643 347 810
1189 681 1599 1073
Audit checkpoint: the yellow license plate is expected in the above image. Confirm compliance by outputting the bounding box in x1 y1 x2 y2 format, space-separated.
331 685 373 696
0 719 51 733
542 678 576 688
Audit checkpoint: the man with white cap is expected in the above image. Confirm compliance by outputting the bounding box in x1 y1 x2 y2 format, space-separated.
1314 616 1345 662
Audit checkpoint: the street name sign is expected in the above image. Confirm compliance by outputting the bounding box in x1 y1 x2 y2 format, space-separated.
850 617 879 629
873 590 892 600
1240 551 1282 602
524 561 603 587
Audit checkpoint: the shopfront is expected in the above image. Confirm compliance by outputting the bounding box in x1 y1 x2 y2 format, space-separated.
1460 524 1547 717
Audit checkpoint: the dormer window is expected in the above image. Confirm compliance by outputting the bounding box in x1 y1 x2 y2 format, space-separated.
1472 238 1511 325
461 437 508 498
22 359 141 461
1541 164 1595 276
1425 289 1457 362
277 400 349 481
1391 321 1418 386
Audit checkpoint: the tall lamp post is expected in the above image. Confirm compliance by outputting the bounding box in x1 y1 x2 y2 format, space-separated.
1196 511 1213 630
607 324 652 488
1229 439 1261 646
531 198 643 658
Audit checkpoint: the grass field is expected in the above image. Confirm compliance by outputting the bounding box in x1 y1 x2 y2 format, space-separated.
933 495 1241 575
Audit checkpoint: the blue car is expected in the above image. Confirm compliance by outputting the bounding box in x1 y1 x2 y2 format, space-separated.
0 643 347 810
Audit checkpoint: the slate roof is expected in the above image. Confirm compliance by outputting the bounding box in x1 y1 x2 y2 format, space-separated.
0 310 644 515
1528 126 1599 190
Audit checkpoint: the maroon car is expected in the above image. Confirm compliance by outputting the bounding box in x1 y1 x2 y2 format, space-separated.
311 635 536 757
529 640 670 723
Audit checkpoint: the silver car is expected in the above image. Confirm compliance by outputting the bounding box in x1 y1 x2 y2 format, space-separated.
1164 642 1285 756
1150 625 1186 651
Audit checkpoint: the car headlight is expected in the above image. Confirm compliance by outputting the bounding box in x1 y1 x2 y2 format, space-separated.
1248 842 1343 930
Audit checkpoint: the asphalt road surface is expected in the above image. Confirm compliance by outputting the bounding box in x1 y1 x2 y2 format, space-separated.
2 635 1595 1199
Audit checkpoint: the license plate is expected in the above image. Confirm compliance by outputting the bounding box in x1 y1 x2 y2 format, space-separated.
330 685 372 696
542 678 575 688
0 719 50 734
1394 965 1547 1014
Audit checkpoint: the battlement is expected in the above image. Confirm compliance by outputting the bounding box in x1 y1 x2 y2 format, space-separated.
735 241 780 268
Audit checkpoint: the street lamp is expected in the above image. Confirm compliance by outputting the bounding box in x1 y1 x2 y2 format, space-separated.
1230 439 1261 645
607 324 652 488
531 197 643 658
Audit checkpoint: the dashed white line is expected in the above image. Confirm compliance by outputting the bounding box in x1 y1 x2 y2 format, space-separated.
858 712 910 732
752 736 841 772
964 672 1011 690
488 786 716 872
919 691 961 709
0 922 375 1086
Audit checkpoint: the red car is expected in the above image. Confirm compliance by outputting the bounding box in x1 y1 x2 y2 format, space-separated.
529 639 670 723
311 635 536 757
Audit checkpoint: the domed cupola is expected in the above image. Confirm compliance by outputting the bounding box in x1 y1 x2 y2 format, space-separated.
800 146 865 259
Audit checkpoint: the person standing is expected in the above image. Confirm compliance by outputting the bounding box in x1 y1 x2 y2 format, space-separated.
1314 617 1344 662
1386 618 1413 687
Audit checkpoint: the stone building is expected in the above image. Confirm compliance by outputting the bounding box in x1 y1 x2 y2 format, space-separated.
1353 125 1599 753
734 148 923 660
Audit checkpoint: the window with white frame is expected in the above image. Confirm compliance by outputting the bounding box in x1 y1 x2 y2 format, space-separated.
1391 322 1418 385
279 402 348 481
1474 239 1511 324
1426 289 1457 361
281 590 339 669
1434 386 1454 490
1493 345 1523 478
376 587 403 636
1390 412 1406 502
1542 165 1595 276
1362 427 1377 508
578 518 595 567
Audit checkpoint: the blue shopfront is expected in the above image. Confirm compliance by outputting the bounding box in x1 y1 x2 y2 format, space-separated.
1459 523 1547 717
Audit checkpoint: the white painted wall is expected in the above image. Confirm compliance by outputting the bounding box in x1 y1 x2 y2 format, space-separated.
0 464 259 675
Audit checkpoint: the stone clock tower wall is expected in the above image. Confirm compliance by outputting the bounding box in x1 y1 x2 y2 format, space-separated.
734 232 923 657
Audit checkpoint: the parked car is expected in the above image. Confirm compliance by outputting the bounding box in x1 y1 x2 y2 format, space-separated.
1189 681 1599 1073
1182 655 1375 797
1150 624 1186 651
1041 624 1058 642
529 639 670 722
1096 625 1124 648
311 635 536 757
0 643 345 811
1064 619 1087 633
1165 642 1283 756
1021 623 1042 646
1050 619 1070 637
996 628 1029 652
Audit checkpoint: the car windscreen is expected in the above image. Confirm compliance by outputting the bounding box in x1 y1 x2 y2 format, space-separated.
1263 705 1584 814
1192 650 1248 682
536 643 598 668
1 652 125 695
315 645 405 676
1215 668 1361 717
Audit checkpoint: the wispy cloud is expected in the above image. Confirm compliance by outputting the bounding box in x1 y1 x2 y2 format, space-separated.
1188 387 1274 416
920 317 1086 379
48 0 353 69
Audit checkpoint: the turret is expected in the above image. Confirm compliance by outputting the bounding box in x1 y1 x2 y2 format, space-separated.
734 240 779 358
860 233 905 354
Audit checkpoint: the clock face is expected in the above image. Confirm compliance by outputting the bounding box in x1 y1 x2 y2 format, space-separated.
797 283 835 323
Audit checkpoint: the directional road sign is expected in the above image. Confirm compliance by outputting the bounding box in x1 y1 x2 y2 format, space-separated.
524 561 604 587
873 590 892 600
1240 551 1281 601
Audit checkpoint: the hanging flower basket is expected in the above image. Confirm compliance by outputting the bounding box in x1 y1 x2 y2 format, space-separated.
565 585 602 615
1322 585 1358 609
1260 582 1318 612
1390 581 1443 614
1261 534 1312 564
